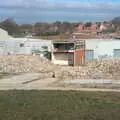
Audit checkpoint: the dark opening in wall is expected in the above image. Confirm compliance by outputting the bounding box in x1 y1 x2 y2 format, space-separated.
19 43 24 47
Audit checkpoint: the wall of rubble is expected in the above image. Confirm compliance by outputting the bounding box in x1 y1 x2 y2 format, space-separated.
57 59 120 80
0 55 120 80
0 55 57 74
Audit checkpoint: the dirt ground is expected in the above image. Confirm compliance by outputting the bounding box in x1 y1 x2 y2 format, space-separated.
0 73 120 92
0 55 120 91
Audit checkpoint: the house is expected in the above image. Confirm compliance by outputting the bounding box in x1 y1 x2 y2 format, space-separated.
77 24 85 31
90 24 98 30
99 23 110 32
51 39 85 66
99 24 107 32
77 23 98 32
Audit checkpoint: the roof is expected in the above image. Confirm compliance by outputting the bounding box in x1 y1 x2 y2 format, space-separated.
0 28 12 38
53 39 85 44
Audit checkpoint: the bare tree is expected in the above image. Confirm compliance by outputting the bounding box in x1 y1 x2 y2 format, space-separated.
0 18 20 35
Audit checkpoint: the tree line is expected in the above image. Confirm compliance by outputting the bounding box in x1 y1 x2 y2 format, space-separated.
0 18 78 37
0 18 120 37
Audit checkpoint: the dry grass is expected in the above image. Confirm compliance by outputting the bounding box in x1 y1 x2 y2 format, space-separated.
0 90 120 120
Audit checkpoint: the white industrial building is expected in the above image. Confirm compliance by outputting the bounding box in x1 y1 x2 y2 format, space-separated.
0 28 52 56
0 37 120 60
0 38 52 55
85 39 120 60
0 28 12 38
0 28 120 60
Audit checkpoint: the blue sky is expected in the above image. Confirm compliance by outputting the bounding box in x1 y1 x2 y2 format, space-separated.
0 0 120 24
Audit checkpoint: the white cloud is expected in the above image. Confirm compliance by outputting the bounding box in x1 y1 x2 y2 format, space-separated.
0 0 120 23
0 0 120 13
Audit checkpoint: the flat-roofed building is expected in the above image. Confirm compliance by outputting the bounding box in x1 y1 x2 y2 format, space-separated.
52 39 85 66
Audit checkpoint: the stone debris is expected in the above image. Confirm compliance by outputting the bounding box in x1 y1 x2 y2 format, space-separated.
58 59 120 80
0 55 57 74
0 55 120 80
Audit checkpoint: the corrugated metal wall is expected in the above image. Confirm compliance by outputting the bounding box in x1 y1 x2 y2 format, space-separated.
85 50 94 60
85 39 120 59
75 50 84 66
0 41 5 54
0 38 52 55
114 49 120 58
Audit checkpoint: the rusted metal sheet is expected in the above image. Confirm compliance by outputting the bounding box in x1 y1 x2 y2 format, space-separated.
74 49 85 66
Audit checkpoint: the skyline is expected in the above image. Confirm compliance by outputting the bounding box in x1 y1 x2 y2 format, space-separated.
0 0 120 23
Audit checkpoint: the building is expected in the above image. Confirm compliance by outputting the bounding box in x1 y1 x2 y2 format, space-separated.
99 24 107 32
52 40 85 66
90 24 98 30
77 24 85 31
0 38 52 57
1 27 120 66
0 28 12 38
77 23 98 32
85 39 120 60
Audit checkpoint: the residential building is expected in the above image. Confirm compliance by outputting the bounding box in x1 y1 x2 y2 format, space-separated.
77 24 85 31
90 24 98 30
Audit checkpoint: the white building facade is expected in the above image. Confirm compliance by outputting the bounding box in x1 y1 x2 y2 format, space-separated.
85 39 120 60
0 28 12 39
0 38 52 56
0 36 120 61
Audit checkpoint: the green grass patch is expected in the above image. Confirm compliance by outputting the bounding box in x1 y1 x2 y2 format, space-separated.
0 91 120 120
0 73 11 79
0 73 20 79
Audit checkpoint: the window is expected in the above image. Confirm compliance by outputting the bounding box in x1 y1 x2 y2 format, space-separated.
42 46 48 51
19 43 24 47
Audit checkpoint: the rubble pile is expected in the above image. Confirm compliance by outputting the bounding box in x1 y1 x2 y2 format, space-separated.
0 55 57 73
86 59 120 79
59 59 120 80
0 55 120 80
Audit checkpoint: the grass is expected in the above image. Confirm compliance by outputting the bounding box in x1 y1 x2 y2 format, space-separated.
0 73 11 79
0 73 19 79
0 91 120 120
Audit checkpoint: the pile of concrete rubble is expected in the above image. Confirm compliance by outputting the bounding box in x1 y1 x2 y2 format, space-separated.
0 55 56 73
0 55 120 80
58 59 120 80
